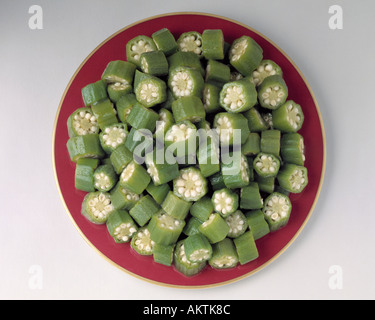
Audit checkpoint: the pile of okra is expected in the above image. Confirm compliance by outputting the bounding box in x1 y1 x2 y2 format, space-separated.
66 28 308 276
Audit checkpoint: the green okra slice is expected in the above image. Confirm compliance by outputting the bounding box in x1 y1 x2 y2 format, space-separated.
168 51 204 75
161 191 192 220
168 66 204 99
208 238 239 269
152 28 178 56
225 210 249 238
213 112 250 146
81 191 114 224
130 226 155 256
110 182 141 211
129 194 160 227
101 60 136 86
243 107 269 132
280 133 305 166
67 107 99 137
219 78 257 113
202 83 222 114
140 50 169 76
146 181 170 205
184 234 213 263
173 167 208 202
199 213 230 244
126 35 157 67
177 31 203 57
205 59 230 87
119 160 151 194
74 158 100 192
154 108 175 139
233 231 259 264
197 134 221 178
134 72 167 108
174 240 206 277
260 129 281 156
115 93 137 123
272 100 304 132
229 36 263 76
183 216 203 237
106 209 138 243
202 29 225 60
99 123 128 154
277 163 308 193
66 134 105 163
253 152 280 178
109 144 133 174
164 121 198 157
124 127 154 160
190 196 214 222
250 59 283 87
222 152 251 189
245 209 270 240
258 75 288 110
91 98 118 131
212 188 239 218
81 80 108 106
171 95 206 123
145 149 180 186
126 102 159 131
209 171 226 191
148 210 185 246
153 243 175 266
107 82 133 103
93 164 118 192
255 175 275 194
240 182 263 210
242 132 260 156
263 192 292 231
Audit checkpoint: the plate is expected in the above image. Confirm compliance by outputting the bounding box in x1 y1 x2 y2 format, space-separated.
52 12 326 288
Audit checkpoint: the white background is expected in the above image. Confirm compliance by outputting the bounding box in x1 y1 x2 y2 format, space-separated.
1 0 374 300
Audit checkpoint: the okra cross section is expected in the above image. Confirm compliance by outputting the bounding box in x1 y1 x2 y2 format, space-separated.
225 210 249 238
134 73 167 108
67 107 99 137
126 35 157 67
174 240 206 277
177 31 203 57
93 164 118 192
130 227 155 256
263 192 292 231
106 210 138 243
253 152 280 178
168 66 204 99
213 112 250 146
272 100 304 132
173 167 208 202
99 123 128 154
258 75 288 110
209 238 239 269
219 79 257 113
81 191 114 224
251 59 283 87
212 188 239 218
277 164 308 193
184 234 213 263
164 121 198 157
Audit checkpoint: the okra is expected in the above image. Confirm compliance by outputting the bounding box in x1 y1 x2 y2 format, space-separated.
280 133 305 166
208 238 239 269
99 123 128 154
262 192 292 231
164 121 198 157
168 66 204 99
93 164 118 192
174 240 206 277
177 31 203 57
154 108 175 139
213 112 250 146
229 36 263 76
225 210 249 238
190 196 214 222
81 191 114 224
202 83 222 114
126 102 159 131
148 210 185 246
109 144 133 174
106 209 138 243
199 213 230 244
130 226 155 256
161 191 192 220
205 59 230 87
82 80 108 106
91 98 118 130
183 216 203 237
209 172 226 191
277 164 308 193
260 129 281 157
171 95 206 123
240 182 263 210
272 100 304 132
101 60 136 86
233 231 259 264
119 160 151 194
110 182 140 211
126 35 157 67
74 158 100 192
184 233 213 263
66 134 105 163
140 50 169 76
115 93 137 123
145 149 180 186
219 79 257 113
129 194 160 227
134 72 167 108
253 152 280 178
67 107 99 137
222 152 250 189
250 59 283 87
153 243 175 266
202 29 225 60
245 209 270 240
255 175 275 194
152 28 178 56
168 51 204 75
107 82 133 103
258 75 288 110
212 188 239 218
197 135 221 178
173 167 208 202
242 132 260 156
243 107 269 132
146 181 170 205
124 127 154 159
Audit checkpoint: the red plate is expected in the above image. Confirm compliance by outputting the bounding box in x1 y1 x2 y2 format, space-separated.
53 12 326 288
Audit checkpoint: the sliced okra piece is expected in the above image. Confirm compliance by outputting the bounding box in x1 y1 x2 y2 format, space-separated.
115 93 137 123
140 50 169 76
74 158 100 192
280 133 305 166
126 102 159 131
177 31 203 57
183 216 203 237
222 152 250 189
184 234 213 263
81 80 108 106
229 36 263 76
66 134 105 163
81 191 114 224
171 95 206 123
209 171 226 191
152 28 178 56
110 182 141 211
145 149 180 186
153 243 175 266
164 121 198 157
225 210 249 238
154 108 175 139
213 112 250 146
93 164 118 192
168 66 204 99
253 152 280 178
130 226 155 256
124 127 154 160
250 59 283 87
219 78 257 113
106 209 138 243
129 194 160 227
233 231 259 265
240 182 263 210
134 72 167 108
197 135 221 178
202 83 222 114
245 209 270 240
67 107 99 137
146 181 170 205
242 132 260 156
119 160 151 194
212 188 239 218
174 240 206 277
107 82 133 103
263 192 292 231
202 29 225 60
126 35 157 67
101 60 136 86
277 163 308 193
190 196 214 222
243 107 269 132
161 191 192 220
199 213 230 244
99 123 128 154
208 238 239 269
173 167 208 202
205 59 230 87
260 129 281 157
272 100 304 132
91 98 118 131
168 51 204 76
255 175 275 194
258 75 288 110
109 144 133 174
148 210 185 246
